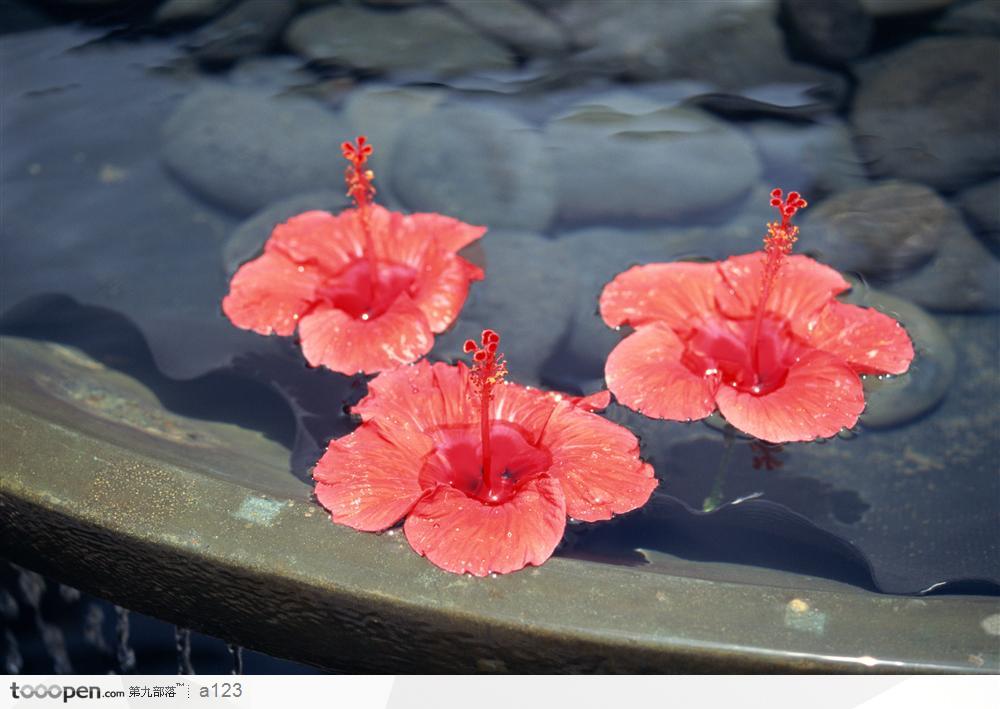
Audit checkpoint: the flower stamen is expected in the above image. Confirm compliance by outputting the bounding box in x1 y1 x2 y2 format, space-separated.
749 188 808 377
342 135 378 306
464 329 508 496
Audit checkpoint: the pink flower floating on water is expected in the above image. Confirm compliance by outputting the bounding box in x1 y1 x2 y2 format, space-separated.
600 189 915 444
223 136 485 375
313 329 657 576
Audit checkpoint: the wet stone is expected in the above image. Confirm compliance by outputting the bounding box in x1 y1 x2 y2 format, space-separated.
227 56 313 90
284 4 515 77
547 104 760 225
802 181 953 280
442 0 569 57
154 0 233 26
859 0 955 16
222 190 350 278
555 0 843 94
161 85 348 215
883 222 1000 313
782 0 873 64
431 231 576 386
748 119 868 199
186 0 295 65
933 0 1000 36
391 104 556 232
955 179 1000 252
852 37 1000 191
342 86 446 210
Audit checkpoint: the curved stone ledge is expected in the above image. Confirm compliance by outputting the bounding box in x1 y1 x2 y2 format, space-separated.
1 337 995 673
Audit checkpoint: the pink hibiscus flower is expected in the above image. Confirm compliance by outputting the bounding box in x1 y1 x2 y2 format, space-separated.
600 189 915 444
222 136 486 375
313 329 657 576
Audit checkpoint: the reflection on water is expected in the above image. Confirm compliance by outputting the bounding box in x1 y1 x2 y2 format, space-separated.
1 0 997 607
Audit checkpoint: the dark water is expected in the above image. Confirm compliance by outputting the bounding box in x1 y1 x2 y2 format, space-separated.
2 0 999 671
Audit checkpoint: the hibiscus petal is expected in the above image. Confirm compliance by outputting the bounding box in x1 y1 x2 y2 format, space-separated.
298 296 433 375
404 212 487 255
599 262 721 330
715 350 865 443
537 400 657 522
355 360 474 430
565 389 612 412
266 210 363 272
222 251 323 336
403 476 566 576
716 253 850 325
371 210 487 267
313 423 426 532
803 301 915 376
410 251 484 333
605 323 718 422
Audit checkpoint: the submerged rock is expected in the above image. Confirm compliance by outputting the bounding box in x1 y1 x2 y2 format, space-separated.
852 37 1000 191
802 181 952 280
555 0 843 94
342 86 445 209
285 4 514 77
155 0 233 26
222 190 349 278
391 104 556 232
547 104 760 225
883 224 1000 313
859 0 954 15
782 0 873 64
933 0 1000 36
186 0 295 64
431 231 576 385
748 119 868 199
442 0 569 57
955 179 1000 252
161 85 348 215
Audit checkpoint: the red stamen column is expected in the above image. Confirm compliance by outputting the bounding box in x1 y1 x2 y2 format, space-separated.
749 189 808 374
464 329 508 499
342 136 378 306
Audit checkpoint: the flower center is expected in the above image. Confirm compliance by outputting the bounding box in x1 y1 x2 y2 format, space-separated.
419 423 552 505
681 316 802 396
317 258 416 321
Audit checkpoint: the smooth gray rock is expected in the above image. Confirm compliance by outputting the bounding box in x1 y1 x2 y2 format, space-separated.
852 37 1000 191
933 0 1000 36
391 104 556 232
443 0 569 56
228 55 313 89
782 0 872 63
955 179 1000 250
155 0 233 25
802 181 953 280
547 104 760 224
556 0 843 93
284 4 515 77
884 223 1000 312
430 231 576 385
223 190 350 277
342 86 446 209
749 119 868 199
859 0 954 15
161 85 349 215
187 0 295 64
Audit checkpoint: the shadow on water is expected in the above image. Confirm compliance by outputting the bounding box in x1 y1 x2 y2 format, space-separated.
0 294 359 480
